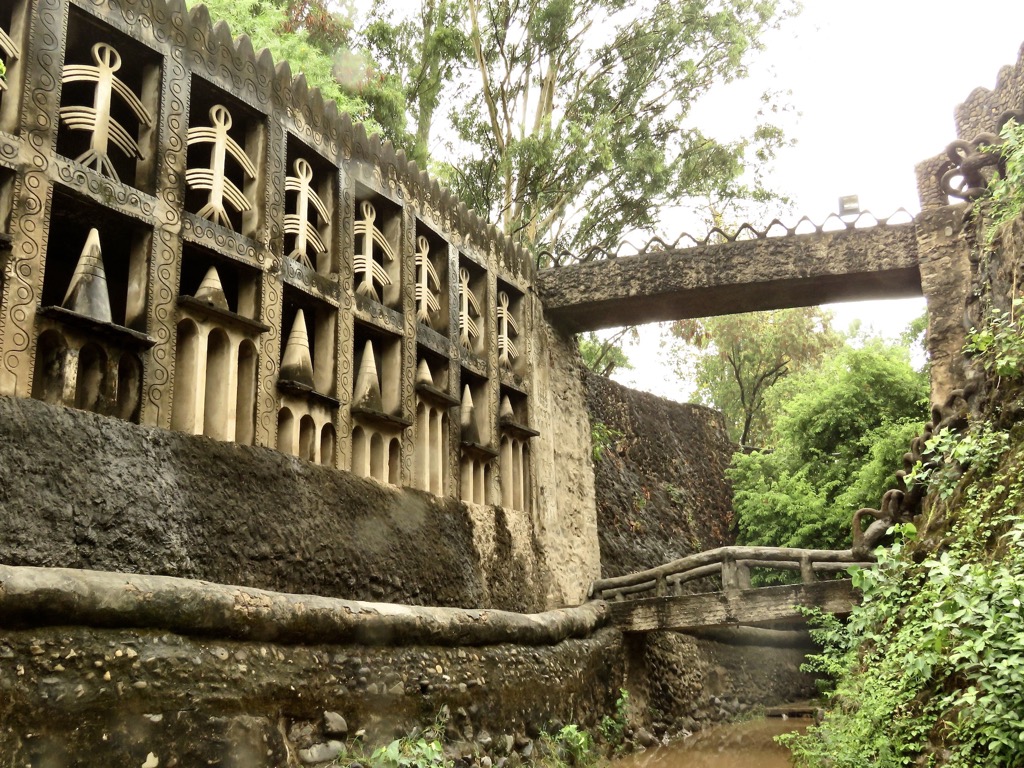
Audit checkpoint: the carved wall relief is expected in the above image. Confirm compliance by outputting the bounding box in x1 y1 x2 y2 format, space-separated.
32 227 151 422
276 295 339 466
350 327 408 484
414 355 457 495
171 246 266 443
458 257 487 358
459 370 496 505
2 0 539 514
57 10 161 192
187 104 256 231
284 155 332 274
0 0 27 131
353 193 402 309
497 289 521 372
0 5 22 100
499 391 538 512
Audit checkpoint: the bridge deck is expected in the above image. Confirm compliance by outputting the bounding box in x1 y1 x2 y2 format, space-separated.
608 579 857 632
538 223 921 332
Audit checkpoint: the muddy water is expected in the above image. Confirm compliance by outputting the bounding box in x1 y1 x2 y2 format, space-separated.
614 717 810 768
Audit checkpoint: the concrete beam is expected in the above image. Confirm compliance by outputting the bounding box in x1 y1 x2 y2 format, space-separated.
609 580 858 632
538 223 921 332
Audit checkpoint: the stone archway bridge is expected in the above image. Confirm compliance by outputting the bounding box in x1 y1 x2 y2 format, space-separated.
536 208 967 345
590 546 871 633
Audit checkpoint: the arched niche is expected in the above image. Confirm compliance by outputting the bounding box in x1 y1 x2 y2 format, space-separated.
235 339 257 445
75 343 108 413
320 423 336 467
171 319 200 433
277 407 295 455
115 352 142 423
32 330 68 406
203 328 231 440
299 414 316 462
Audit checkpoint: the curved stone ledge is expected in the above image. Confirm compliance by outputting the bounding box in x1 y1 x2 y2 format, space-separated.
0 565 609 647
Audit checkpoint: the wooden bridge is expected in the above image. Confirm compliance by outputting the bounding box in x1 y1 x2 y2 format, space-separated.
591 546 871 632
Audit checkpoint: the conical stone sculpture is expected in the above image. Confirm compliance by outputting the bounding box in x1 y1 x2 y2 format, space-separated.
460 385 480 444
499 394 515 422
194 266 229 310
62 228 112 323
352 340 383 412
415 358 433 387
280 309 315 388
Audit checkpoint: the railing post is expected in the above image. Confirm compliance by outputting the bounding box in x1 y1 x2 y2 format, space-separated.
800 555 814 584
655 575 667 598
736 561 751 590
721 555 739 595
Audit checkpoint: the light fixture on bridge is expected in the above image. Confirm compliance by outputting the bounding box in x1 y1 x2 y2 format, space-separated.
838 195 860 217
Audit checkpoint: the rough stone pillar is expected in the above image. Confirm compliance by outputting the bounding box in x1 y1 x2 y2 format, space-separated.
916 206 973 407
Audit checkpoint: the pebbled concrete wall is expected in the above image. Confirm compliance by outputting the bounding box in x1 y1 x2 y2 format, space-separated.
0 624 624 767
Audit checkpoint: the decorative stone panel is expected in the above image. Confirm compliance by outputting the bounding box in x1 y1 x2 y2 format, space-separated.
0 0 540 512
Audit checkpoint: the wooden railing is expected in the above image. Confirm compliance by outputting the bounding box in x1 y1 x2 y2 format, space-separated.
590 546 873 601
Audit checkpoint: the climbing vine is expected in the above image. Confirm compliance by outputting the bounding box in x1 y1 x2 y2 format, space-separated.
986 119 1024 242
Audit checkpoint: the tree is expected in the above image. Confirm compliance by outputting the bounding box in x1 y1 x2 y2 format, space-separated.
362 0 470 166
729 341 929 551
669 308 842 447
577 329 634 377
394 0 796 257
191 0 410 147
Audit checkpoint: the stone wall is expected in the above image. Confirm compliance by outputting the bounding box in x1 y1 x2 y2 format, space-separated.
530 323 601 606
0 0 589 607
585 374 735 580
633 630 817 737
0 624 625 767
0 394 551 611
955 42 1024 141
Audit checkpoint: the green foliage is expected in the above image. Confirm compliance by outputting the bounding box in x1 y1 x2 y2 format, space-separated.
907 425 1010 503
370 735 449 768
590 420 622 463
783 430 1024 767
428 0 798 255
362 0 470 165
334 713 452 768
577 329 634 377
986 119 1024 242
729 341 928 550
794 607 856 692
598 688 630 749
188 0 409 145
965 297 1024 382
540 724 597 767
670 307 842 446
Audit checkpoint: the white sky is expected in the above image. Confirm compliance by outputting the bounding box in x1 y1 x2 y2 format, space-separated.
613 0 1024 401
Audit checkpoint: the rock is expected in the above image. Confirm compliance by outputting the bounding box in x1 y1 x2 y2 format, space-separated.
496 734 515 755
323 711 347 738
519 740 533 759
635 728 657 748
289 721 317 749
480 757 492 768
299 741 343 764
477 730 493 750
